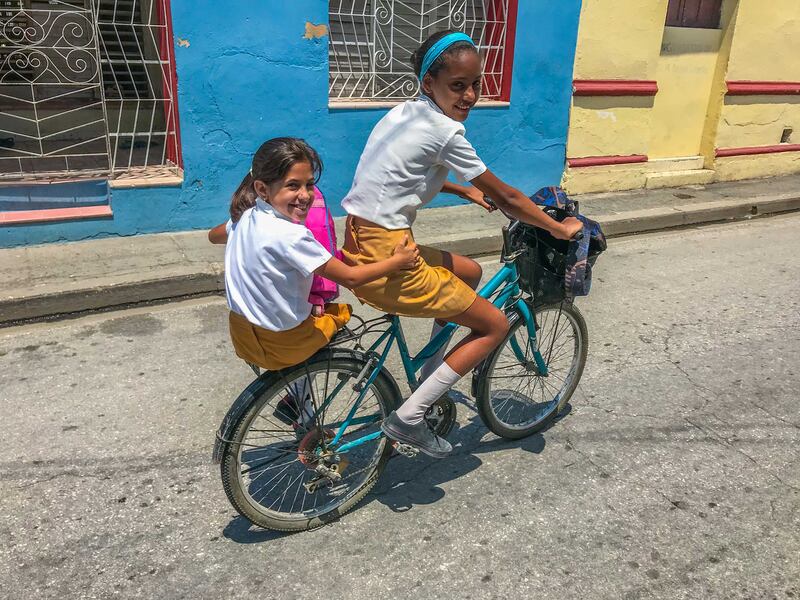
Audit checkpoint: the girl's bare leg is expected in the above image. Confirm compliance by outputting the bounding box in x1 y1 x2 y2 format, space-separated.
396 297 509 425
420 250 483 381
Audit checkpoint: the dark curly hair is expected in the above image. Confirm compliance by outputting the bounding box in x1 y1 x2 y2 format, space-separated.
229 137 322 222
409 29 479 79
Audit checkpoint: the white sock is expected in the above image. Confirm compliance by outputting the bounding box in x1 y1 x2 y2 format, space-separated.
396 362 462 425
419 322 450 383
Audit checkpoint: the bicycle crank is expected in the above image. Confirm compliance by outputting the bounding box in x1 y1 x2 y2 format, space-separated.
303 458 350 493
424 394 457 437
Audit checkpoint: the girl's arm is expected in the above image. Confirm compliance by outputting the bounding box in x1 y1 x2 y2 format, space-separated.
208 222 228 244
441 181 494 211
208 221 228 244
470 170 583 240
316 235 420 289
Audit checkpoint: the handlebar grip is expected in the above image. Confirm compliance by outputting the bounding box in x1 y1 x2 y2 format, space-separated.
502 223 511 254
502 220 521 256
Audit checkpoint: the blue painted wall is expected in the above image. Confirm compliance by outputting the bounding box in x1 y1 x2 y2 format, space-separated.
0 0 582 247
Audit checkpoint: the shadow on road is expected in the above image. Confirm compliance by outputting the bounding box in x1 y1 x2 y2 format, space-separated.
366 393 570 513
222 516 288 543
220 392 572 543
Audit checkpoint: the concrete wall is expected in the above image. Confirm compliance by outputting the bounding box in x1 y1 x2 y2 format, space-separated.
563 0 669 194
571 0 667 81
1 0 583 248
713 0 800 180
648 26 723 159
563 0 800 194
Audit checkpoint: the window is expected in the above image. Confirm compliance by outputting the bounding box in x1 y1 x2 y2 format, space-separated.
0 0 181 182
329 0 516 103
665 0 723 29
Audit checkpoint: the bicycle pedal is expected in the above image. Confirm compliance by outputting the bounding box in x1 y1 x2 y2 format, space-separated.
392 441 419 458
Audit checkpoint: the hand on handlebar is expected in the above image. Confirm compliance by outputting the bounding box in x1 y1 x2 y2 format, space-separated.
461 185 496 212
554 216 584 241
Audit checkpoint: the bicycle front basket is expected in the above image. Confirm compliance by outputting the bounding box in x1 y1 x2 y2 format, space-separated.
512 225 569 306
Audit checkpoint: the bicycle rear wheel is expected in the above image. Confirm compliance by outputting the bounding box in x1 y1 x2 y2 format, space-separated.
218 349 400 531
475 302 588 439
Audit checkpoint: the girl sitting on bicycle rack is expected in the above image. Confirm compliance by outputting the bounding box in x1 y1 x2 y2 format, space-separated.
210 178 341 318
222 137 420 390
341 31 583 458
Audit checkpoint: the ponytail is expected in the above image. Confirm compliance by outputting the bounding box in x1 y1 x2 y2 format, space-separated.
229 173 257 223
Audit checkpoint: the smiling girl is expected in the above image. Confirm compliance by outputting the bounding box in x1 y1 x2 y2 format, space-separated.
341 31 583 458
224 137 419 374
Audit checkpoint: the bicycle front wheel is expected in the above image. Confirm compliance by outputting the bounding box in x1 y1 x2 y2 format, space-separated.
475 302 588 439
219 349 400 532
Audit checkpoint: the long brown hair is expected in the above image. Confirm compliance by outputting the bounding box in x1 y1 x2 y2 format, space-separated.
229 137 323 222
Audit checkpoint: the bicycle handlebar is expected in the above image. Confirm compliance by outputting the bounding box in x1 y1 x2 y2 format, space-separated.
488 195 583 259
501 219 520 254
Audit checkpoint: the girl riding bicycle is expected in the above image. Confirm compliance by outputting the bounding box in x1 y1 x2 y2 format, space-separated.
341 31 583 458
223 137 419 375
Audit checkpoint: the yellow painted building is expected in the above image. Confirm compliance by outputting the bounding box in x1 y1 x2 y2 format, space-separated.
562 0 800 194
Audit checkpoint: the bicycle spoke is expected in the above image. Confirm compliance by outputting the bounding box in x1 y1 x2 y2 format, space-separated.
255 412 296 431
273 470 306 511
242 431 294 443
242 455 299 476
251 461 295 501
482 305 584 432
224 356 395 525
239 444 298 465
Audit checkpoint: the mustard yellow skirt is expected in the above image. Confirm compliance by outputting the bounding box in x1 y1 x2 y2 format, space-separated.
342 217 477 319
228 303 351 371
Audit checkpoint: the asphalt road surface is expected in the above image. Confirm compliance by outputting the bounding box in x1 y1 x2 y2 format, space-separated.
1 214 798 599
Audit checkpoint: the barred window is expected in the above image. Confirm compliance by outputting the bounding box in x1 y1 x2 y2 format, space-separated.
329 0 516 103
0 0 181 183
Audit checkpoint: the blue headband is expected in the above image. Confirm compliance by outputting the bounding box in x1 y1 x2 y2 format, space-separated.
418 32 476 80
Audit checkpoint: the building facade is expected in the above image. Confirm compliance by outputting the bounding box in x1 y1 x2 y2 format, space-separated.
563 0 800 194
0 0 581 247
3 0 797 249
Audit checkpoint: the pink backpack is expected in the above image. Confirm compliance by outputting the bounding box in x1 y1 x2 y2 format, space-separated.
305 187 341 307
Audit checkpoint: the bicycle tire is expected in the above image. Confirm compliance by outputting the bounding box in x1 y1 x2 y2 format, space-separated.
219 349 401 531
475 302 588 439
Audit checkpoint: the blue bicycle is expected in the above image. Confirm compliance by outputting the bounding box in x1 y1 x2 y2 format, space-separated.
213 217 589 531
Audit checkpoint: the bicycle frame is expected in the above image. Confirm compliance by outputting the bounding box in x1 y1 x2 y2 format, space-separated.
331 258 548 454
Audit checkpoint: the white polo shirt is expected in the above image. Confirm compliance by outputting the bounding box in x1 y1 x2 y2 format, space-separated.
224 199 332 331
341 95 487 230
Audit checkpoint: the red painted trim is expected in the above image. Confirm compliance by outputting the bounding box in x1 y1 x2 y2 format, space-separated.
0 205 113 225
567 154 648 168
482 1 504 98
158 0 183 168
573 80 659 96
500 0 518 102
715 144 800 157
726 81 800 95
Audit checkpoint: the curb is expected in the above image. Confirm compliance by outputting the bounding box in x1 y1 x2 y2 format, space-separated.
598 194 793 237
437 192 800 255
2 193 799 326
1 272 225 325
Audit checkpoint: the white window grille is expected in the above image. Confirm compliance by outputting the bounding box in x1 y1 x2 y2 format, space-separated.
0 0 180 182
329 0 513 103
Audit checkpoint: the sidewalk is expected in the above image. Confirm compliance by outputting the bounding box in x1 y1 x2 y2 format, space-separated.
2 174 799 325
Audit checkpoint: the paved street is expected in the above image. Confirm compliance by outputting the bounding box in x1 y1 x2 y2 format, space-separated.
1 214 799 600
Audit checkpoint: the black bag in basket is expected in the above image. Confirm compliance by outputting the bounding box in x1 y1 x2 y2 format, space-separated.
511 187 606 304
